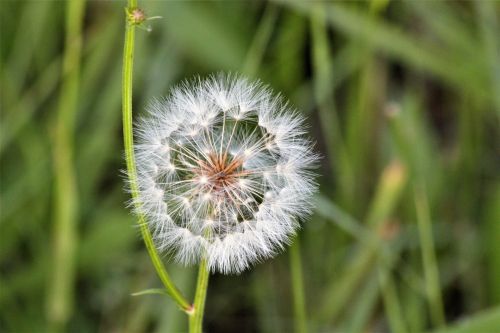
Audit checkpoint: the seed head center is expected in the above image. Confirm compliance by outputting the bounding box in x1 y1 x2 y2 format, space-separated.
196 152 246 192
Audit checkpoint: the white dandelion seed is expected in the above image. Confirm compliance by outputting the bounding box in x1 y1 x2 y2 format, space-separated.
133 73 318 274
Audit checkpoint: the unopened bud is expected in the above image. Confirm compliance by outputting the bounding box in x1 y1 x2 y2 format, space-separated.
126 7 146 25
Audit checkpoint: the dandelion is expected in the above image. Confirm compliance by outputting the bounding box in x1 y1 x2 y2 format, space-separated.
134 74 318 274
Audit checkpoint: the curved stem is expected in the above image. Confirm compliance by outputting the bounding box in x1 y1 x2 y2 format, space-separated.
189 258 210 333
121 1 191 313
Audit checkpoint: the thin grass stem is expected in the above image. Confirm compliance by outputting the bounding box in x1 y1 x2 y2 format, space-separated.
318 161 407 323
378 266 408 333
414 186 446 328
242 4 278 77
47 0 85 331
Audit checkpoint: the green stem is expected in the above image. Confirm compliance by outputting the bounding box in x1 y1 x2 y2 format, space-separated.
414 186 446 327
289 237 308 333
121 1 191 313
189 258 210 333
318 162 407 323
378 266 408 333
48 0 85 331
242 4 278 77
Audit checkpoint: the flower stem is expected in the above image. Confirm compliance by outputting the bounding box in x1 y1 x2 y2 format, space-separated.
189 258 210 333
290 236 308 333
121 1 191 313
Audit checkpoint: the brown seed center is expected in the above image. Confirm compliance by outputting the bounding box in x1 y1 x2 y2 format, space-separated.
195 152 246 192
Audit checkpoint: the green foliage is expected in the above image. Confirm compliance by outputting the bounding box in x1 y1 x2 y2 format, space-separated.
1 1 499 332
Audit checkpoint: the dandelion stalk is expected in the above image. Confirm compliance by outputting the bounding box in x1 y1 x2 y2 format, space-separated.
289 237 308 333
121 1 191 312
189 258 210 333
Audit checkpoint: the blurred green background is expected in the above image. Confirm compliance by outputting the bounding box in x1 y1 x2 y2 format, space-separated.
1 0 500 332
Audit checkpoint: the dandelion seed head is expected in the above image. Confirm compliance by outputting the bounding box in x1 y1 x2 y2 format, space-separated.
134 73 318 274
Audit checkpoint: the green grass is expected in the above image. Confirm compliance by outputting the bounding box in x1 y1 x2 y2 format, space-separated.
1 1 499 332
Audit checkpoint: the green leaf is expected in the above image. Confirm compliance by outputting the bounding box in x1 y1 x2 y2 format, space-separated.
131 288 169 297
427 307 500 333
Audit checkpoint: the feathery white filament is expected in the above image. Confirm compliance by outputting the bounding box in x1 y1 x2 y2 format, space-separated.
134 74 318 274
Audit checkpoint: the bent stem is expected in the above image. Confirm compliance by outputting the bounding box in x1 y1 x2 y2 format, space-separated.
121 1 190 312
189 258 210 333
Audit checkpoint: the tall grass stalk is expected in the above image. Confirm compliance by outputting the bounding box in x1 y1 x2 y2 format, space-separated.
310 3 350 186
121 0 191 313
378 266 408 333
47 0 85 331
342 272 379 333
318 161 407 324
242 4 277 78
414 187 446 327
